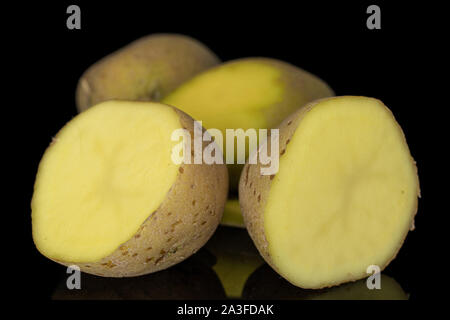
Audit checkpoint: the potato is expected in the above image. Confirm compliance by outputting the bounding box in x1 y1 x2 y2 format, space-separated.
32 101 228 277
76 34 220 112
239 96 420 289
243 264 408 300
162 57 334 194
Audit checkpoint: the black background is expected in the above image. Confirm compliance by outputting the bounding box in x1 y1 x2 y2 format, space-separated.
9 0 443 308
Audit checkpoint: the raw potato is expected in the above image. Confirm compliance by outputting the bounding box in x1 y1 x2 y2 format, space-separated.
76 34 220 112
32 101 228 277
220 199 245 227
163 57 334 192
239 96 420 289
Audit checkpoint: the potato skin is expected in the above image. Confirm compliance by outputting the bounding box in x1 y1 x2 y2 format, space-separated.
239 96 420 288
53 107 228 277
239 105 309 268
76 34 219 112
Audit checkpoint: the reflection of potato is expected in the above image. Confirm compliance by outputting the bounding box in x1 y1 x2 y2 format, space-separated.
243 264 408 300
206 226 264 298
52 249 225 300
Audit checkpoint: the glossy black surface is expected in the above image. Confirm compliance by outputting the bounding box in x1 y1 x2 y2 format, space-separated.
51 227 408 300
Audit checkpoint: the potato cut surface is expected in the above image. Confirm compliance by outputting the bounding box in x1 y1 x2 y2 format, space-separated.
264 97 418 288
163 60 283 132
32 101 182 263
163 58 333 194
220 199 245 228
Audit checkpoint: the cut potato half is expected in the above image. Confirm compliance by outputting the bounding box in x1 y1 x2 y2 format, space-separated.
220 199 245 228
163 58 334 192
32 101 228 277
239 96 419 289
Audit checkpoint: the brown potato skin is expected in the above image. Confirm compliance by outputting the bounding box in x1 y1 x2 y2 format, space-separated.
239 96 420 288
239 104 309 269
76 34 220 112
52 107 228 277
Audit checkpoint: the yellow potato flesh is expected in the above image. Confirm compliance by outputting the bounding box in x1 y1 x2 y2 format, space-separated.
32 101 181 263
163 61 284 134
220 199 245 227
264 97 418 288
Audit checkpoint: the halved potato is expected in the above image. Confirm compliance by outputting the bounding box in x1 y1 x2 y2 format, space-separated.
32 101 228 277
163 57 334 192
240 96 419 288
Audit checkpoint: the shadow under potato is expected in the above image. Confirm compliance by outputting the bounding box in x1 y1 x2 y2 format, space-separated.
52 249 226 300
